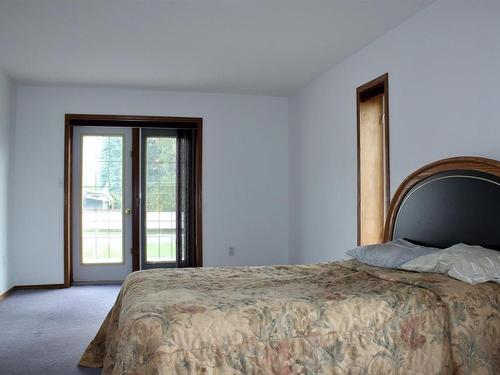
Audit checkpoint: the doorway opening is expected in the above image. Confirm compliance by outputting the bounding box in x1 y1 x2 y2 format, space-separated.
64 115 202 286
356 73 390 246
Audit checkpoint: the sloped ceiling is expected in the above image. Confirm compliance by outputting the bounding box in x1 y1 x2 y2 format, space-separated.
0 0 434 96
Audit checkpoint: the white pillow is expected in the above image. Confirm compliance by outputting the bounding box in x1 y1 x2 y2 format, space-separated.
400 243 500 285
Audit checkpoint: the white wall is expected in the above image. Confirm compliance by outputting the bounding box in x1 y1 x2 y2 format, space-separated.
8 0 500 284
289 0 500 264
11 87 288 285
0 71 13 294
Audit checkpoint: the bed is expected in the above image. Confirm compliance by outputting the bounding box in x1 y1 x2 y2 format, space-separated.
80 157 500 375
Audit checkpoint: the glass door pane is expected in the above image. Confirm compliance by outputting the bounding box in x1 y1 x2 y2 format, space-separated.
144 135 177 265
80 135 124 264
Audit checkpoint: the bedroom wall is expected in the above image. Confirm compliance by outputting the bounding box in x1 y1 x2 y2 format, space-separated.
11 87 288 285
288 0 500 264
0 71 13 295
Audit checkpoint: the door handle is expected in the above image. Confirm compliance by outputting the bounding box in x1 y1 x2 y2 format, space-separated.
124 208 132 215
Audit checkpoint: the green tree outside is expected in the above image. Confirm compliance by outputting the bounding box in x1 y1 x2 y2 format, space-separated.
145 137 177 212
98 136 177 212
98 136 123 209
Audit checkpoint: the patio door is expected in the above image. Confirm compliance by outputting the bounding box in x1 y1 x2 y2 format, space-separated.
141 129 189 269
64 114 203 286
72 127 133 282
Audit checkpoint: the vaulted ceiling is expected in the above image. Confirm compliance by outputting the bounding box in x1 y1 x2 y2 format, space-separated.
0 0 434 96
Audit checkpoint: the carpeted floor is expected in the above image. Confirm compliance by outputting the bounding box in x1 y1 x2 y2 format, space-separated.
0 285 121 375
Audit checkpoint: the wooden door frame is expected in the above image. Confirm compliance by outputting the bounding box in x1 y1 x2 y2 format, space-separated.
356 73 390 246
63 114 203 287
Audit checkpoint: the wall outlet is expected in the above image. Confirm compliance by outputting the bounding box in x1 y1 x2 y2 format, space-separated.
228 246 235 256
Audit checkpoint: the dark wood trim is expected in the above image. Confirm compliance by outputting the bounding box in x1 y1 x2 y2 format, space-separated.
64 114 203 284
175 133 183 267
194 122 203 267
67 114 201 129
357 74 388 97
0 284 66 302
14 284 66 290
383 156 500 242
131 128 140 271
63 120 73 288
0 286 15 302
66 114 201 124
356 73 390 246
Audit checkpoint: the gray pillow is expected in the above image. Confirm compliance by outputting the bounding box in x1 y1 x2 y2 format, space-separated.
346 238 441 269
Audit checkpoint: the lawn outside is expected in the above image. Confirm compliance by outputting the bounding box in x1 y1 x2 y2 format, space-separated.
82 210 177 263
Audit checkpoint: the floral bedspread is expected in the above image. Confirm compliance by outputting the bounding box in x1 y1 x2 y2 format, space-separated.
79 260 499 374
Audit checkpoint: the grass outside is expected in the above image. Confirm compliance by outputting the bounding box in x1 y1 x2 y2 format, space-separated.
145 236 176 262
82 232 176 263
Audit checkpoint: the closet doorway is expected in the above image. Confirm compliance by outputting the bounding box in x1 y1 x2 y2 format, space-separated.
356 74 390 246
64 115 202 286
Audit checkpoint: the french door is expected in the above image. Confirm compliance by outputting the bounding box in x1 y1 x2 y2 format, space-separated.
72 127 133 282
68 117 202 284
142 129 178 269
140 128 197 269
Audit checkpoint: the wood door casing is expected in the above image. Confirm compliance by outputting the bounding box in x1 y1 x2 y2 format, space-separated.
356 73 390 246
63 114 203 287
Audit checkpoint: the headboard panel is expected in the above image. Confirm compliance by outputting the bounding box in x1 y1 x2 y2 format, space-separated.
383 157 500 250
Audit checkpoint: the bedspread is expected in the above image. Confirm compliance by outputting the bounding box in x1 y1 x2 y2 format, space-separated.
80 260 500 374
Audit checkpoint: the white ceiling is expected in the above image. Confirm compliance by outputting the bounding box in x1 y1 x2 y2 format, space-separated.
0 0 434 96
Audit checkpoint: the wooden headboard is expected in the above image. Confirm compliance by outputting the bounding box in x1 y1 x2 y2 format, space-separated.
383 157 500 250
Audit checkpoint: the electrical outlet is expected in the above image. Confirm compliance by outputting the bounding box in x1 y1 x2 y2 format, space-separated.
228 246 235 256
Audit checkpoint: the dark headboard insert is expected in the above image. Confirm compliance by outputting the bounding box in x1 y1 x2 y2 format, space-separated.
384 157 500 250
